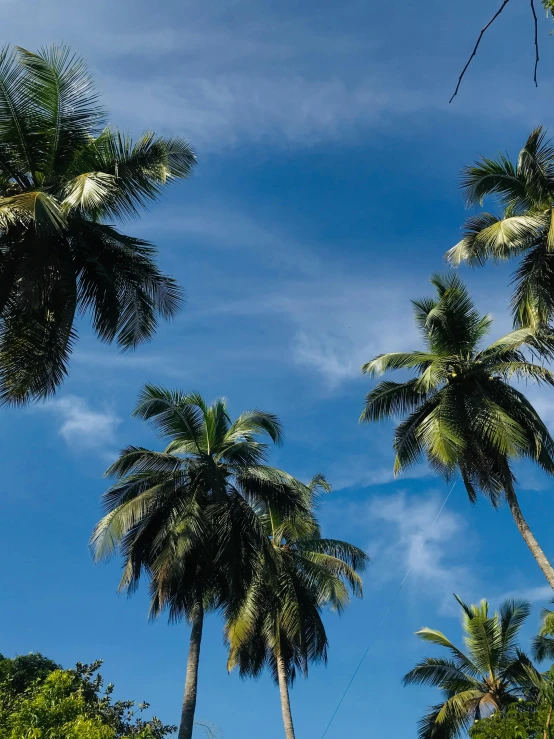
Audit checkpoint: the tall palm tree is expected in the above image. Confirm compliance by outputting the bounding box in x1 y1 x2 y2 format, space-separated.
446 126 554 331
0 45 196 404
533 603 554 663
404 595 534 739
360 273 554 587
91 386 312 739
226 491 368 739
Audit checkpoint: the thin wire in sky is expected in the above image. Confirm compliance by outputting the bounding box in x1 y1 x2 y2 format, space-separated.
319 481 457 739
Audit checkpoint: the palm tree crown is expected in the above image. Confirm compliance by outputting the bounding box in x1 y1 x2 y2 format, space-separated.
0 45 196 403
361 272 554 499
404 595 535 739
226 491 368 682
90 386 316 739
533 602 554 663
360 273 554 587
447 126 554 330
91 385 311 613
226 489 368 739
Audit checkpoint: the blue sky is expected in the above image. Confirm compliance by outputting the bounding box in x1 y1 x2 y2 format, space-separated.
3 0 554 736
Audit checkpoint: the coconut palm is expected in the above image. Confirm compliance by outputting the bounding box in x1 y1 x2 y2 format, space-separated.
226 491 368 739
447 126 554 331
91 386 313 739
533 603 554 663
404 595 534 739
360 273 554 587
0 45 196 404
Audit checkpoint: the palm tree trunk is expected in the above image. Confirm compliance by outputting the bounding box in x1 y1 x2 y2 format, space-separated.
505 486 554 589
276 654 296 739
178 598 204 739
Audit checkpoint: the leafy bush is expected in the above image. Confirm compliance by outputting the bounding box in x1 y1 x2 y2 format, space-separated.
469 703 550 739
0 654 176 738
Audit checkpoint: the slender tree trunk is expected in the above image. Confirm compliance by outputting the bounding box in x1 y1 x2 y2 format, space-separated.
544 705 552 739
178 598 204 739
505 486 554 589
276 655 296 739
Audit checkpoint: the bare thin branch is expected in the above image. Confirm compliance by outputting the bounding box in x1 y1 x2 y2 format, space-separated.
531 0 540 86
449 0 512 104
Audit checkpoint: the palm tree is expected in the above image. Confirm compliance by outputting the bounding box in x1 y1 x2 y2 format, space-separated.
226 490 368 739
533 603 554 663
404 595 534 739
0 45 196 404
360 273 554 587
446 126 554 331
91 386 313 739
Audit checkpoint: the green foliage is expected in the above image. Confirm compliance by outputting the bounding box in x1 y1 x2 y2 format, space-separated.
448 127 554 330
404 595 541 739
533 602 554 662
0 654 176 738
360 272 554 506
91 387 313 623
0 45 196 404
91 388 317 737
226 489 369 686
470 703 550 739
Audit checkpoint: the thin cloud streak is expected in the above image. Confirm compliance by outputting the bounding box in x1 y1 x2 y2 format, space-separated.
365 491 474 611
40 395 121 451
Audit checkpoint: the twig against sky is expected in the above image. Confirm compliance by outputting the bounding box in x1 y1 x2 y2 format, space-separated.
531 0 540 86
448 0 544 102
449 0 512 103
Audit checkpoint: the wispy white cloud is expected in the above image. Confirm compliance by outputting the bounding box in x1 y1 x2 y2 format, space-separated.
329 457 430 491
152 202 514 390
41 395 121 451
365 491 474 611
4 0 550 151
495 584 553 605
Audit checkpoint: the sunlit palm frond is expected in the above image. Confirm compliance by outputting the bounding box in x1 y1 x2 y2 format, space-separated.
361 351 437 376
406 596 533 739
18 45 105 178
461 152 527 208
360 379 431 423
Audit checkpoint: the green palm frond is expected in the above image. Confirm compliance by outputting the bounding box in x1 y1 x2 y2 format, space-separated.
133 385 206 449
414 629 480 676
406 596 534 739
532 604 554 662
360 379 431 422
461 152 527 208
361 351 437 376
448 213 546 267
511 242 554 329
224 409 284 447
500 599 532 657
87 130 196 221
448 127 554 330
18 45 105 179
478 327 538 358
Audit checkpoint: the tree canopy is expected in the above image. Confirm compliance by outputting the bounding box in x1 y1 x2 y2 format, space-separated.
0 653 176 739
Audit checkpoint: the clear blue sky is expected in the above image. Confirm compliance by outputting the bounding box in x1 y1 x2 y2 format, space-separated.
2 1 554 737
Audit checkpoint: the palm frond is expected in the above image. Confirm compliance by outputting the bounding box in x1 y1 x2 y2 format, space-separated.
447 213 546 267
360 379 430 423
133 385 206 450
87 130 196 220
18 45 105 178
461 152 527 208
361 351 437 376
